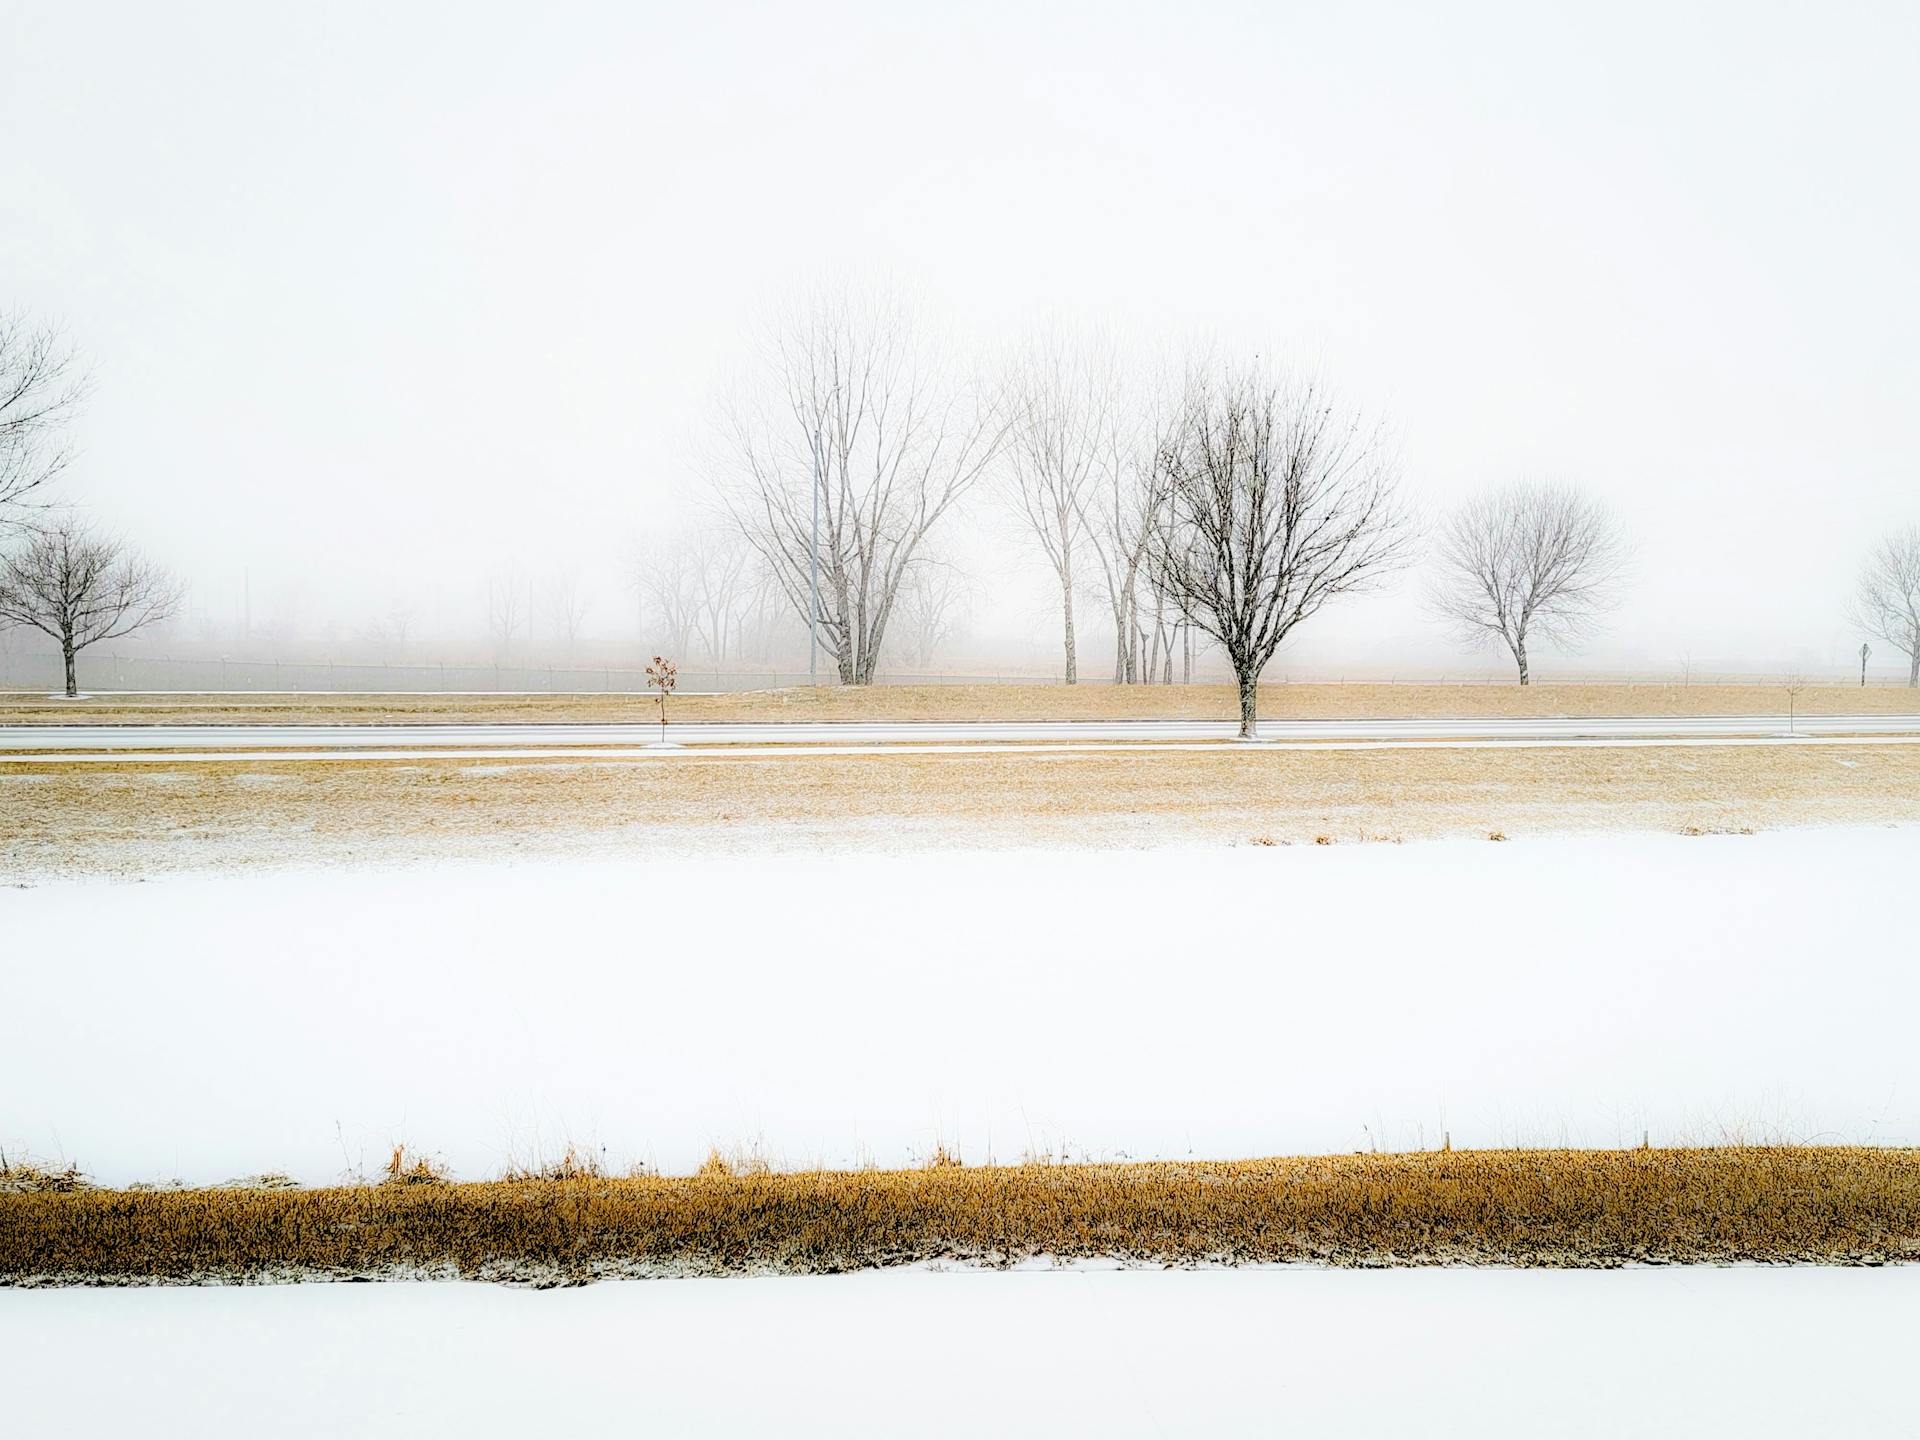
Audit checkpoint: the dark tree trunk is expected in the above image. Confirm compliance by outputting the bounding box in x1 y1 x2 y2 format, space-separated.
63 641 78 698
1909 652 1918 687
1236 667 1259 739
1515 637 1530 686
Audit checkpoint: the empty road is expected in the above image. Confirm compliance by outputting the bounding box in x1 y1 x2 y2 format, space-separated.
3 713 1920 762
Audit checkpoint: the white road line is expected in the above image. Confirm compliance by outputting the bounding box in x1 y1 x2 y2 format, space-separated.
4 734 1919 764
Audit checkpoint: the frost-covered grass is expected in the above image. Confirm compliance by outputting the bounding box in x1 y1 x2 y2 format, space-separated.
4 1147 1917 1285
4 1266 1917 1437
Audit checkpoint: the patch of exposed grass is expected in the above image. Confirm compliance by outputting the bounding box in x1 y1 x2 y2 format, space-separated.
7 737 1920 881
3 1148 1915 1286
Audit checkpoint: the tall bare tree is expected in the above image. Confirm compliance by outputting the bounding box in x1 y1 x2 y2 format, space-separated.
1428 481 1627 684
999 332 1122 682
1852 525 1920 687
1148 365 1409 737
0 516 179 696
720 288 1005 684
0 311 88 525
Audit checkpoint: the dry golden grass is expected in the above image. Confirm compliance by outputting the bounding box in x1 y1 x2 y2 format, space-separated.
3 1148 1915 1284
5 740 1918 878
5 681 1920 727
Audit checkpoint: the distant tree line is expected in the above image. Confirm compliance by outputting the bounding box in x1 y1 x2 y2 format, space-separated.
6 291 1917 707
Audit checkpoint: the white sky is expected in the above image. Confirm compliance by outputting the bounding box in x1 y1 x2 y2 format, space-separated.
3 0 1916 674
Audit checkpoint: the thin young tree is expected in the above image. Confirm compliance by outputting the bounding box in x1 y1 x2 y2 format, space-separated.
999 331 1120 682
1148 364 1410 738
1428 481 1627 685
719 287 1005 685
1852 526 1920 687
0 311 88 525
0 516 179 697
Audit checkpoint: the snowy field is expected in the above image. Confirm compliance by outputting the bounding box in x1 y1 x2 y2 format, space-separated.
6 1266 1918 1437
3 825 1914 1183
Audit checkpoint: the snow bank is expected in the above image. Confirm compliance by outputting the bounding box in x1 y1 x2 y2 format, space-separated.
4 1267 1916 1437
2 827 1915 1183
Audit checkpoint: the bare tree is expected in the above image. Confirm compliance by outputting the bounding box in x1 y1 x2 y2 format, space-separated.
1852 526 1920 687
1148 365 1409 738
0 516 179 696
630 540 697 661
720 287 1005 684
485 571 523 660
687 529 753 662
999 331 1121 682
362 599 415 660
1082 377 1175 684
887 560 973 669
632 528 760 664
0 311 88 525
541 572 588 655
1428 481 1627 685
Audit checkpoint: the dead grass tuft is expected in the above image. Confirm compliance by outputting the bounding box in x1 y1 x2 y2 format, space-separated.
502 1147 605 1183
695 1144 772 1180
0 1156 93 1195
4 1147 1916 1284
380 1146 450 1187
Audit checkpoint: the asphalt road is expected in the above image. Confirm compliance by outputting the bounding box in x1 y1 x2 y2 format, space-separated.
3 714 1919 756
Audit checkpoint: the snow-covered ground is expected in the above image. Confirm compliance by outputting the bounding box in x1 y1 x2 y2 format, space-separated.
3 826 1913 1183
5 1266 1917 1437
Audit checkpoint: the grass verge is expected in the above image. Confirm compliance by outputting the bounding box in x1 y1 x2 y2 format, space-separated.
7 740 1919 879
4 1148 1915 1286
6 681 1920 727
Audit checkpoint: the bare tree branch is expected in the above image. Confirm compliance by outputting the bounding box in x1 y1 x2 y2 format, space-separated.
0 310 90 525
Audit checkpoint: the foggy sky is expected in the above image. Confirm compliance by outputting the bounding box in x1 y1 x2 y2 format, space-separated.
3 1 1916 675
